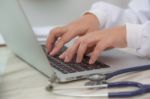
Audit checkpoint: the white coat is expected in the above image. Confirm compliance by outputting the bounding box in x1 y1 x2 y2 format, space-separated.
88 0 150 58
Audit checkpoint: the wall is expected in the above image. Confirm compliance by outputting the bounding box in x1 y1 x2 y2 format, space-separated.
20 0 130 27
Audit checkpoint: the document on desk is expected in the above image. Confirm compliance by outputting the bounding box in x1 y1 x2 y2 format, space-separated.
33 26 56 45
0 26 56 46
0 33 5 46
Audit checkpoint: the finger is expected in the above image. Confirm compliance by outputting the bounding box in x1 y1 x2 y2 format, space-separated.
89 41 108 64
46 27 66 53
59 42 78 60
63 41 80 62
49 39 64 56
59 51 66 60
50 31 79 56
85 46 95 55
105 46 114 51
76 41 88 63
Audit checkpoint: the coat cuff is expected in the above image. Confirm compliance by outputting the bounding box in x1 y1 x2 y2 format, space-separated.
88 9 107 29
126 23 143 49
87 2 112 28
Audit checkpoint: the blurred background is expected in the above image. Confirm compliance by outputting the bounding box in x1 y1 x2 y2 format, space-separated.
20 0 130 27
0 0 130 44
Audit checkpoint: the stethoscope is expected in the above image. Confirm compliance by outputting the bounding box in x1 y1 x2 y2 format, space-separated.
47 64 150 98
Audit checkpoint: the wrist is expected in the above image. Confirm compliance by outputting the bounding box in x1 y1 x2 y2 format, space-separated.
115 25 127 48
82 13 100 29
120 25 127 47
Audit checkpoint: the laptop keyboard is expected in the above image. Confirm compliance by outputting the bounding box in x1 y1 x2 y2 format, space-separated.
43 46 110 74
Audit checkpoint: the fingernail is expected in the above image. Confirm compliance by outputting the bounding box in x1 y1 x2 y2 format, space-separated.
76 58 81 63
59 54 63 59
50 50 54 56
89 59 94 64
50 48 57 56
64 56 69 62
59 54 65 59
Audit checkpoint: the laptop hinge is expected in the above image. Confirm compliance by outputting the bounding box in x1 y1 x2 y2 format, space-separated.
46 73 58 91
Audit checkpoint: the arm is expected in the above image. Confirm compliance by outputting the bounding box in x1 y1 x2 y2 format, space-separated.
88 0 150 28
88 0 150 58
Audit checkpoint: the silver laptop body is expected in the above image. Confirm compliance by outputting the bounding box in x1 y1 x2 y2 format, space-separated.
1 0 150 82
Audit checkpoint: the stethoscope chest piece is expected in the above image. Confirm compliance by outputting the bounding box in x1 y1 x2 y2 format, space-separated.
85 74 107 86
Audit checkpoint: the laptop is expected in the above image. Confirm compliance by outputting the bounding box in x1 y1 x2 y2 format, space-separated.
1 0 150 82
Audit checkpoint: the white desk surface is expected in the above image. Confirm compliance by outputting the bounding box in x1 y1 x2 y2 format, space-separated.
0 46 150 99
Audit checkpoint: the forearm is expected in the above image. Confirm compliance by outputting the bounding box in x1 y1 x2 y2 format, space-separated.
87 0 150 29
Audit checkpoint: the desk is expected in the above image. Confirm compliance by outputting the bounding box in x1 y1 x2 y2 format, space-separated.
0 46 150 99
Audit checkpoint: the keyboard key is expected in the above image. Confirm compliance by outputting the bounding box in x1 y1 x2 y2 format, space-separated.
43 45 110 74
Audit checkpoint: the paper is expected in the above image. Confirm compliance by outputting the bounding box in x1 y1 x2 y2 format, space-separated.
0 26 56 45
0 33 5 45
32 26 56 45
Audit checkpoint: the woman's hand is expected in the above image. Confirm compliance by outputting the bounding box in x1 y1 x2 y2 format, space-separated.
46 13 100 56
59 26 127 64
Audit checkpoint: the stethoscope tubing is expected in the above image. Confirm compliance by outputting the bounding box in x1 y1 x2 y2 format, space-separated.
105 64 150 80
49 64 150 98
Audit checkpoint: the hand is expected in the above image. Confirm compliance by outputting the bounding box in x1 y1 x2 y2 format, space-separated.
59 26 127 64
46 13 100 56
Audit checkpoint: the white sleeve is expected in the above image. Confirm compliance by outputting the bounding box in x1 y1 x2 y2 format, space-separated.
88 0 150 58
88 0 150 28
126 22 150 58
